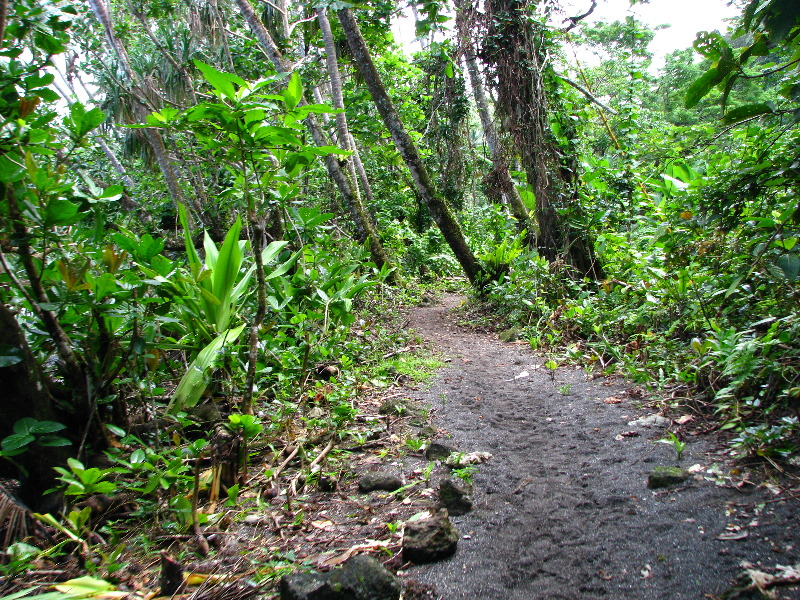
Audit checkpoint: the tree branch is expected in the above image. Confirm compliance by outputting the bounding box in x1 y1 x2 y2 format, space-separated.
559 74 618 115
563 0 597 32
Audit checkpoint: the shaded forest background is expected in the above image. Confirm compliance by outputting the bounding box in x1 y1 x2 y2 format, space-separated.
0 0 799 586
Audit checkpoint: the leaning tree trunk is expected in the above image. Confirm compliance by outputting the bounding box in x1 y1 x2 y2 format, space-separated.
482 0 601 279
337 8 483 285
234 0 396 280
455 0 532 242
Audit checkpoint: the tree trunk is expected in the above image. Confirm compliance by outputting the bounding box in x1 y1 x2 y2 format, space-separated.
482 0 601 279
234 0 396 280
337 8 483 285
0 300 69 509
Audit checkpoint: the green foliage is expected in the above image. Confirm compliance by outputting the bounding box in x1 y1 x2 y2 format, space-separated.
53 458 119 497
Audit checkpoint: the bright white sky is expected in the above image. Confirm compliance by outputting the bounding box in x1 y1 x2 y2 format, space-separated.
576 0 741 68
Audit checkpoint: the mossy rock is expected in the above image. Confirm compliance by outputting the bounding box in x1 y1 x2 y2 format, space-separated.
647 466 689 489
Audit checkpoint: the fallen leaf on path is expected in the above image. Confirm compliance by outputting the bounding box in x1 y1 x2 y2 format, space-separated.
311 519 334 530
515 370 530 379
687 464 704 473
675 415 694 424
603 396 623 404
616 431 640 439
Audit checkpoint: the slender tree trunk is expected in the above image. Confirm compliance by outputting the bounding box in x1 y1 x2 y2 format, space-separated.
313 85 378 216
234 0 396 279
337 8 483 285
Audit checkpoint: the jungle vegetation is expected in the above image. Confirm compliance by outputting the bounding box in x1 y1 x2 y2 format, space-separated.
0 0 798 589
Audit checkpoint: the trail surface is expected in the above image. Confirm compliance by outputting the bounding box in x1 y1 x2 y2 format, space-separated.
406 294 800 600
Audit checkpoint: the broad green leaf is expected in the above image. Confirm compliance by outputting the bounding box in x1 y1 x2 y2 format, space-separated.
261 240 289 264
693 31 732 62
722 102 775 125
38 435 72 447
67 102 104 139
44 199 85 227
2 433 35 454
685 66 726 108
203 231 219 270
169 324 246 412
194 60 246 100
178 204 203 279
284 72 303 110
775 254 800 280
30 420 66 434
265 249 301 281
211 217 243 331
13 418 37 435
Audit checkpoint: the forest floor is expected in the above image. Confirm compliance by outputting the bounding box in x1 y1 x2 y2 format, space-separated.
402 293 800 600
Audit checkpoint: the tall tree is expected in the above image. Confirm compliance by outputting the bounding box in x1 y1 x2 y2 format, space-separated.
454 0 532 240
337 7 483 285
482 0 601 278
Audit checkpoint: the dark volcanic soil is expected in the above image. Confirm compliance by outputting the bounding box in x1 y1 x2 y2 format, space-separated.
405 294 800 600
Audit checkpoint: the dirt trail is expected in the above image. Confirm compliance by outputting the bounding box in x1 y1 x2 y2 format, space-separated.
405 294 800 600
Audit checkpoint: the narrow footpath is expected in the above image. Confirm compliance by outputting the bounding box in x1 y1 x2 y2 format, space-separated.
406 294 800 600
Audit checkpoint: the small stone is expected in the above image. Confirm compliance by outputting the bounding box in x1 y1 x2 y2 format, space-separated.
243 514 268 526
647 466 689 489
359 472 404 493
425 442 454 461
628 414 671 428
445 451 492 467
438 477 473 516
403 510 459 564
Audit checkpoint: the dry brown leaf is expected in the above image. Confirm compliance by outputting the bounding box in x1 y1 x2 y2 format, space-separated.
603 397 623 404
675 415 694 424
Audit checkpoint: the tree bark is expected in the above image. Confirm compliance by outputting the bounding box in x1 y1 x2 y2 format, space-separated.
337 8 483 285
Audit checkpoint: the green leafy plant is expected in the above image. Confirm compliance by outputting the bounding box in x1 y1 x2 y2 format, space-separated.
452 465 477 485
52 458 119 497
656 431 686 461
